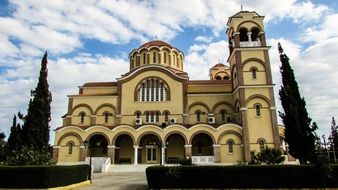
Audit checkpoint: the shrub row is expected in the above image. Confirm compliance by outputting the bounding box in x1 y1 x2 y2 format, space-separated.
146 165 338 189
0 164 90 188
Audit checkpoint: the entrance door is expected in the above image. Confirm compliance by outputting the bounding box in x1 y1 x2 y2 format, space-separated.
146 146 157 163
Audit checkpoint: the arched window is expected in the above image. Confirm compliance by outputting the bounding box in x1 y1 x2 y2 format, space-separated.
136 56 140 67
164 52 167 64
251 27 260 41
227 139 234 153
173 54 176 66
258 139 265 152
153 52 156 63
220 109 227 121
67 141 74 155
138 78 169 102
143 52 147 64
147 54 150 64
177 57 180 68
158 52 161 63
135 111 141 119
145 111 160 123
255 104 261 117
215 76 222 80
239 28 249 41
79 112 86 124
250 67 257 79
223 76 229 80
103 112 109 123
195 110 201 122
163 110 170 122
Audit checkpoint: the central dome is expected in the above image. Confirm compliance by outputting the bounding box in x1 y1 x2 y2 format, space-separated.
140 40 172 48
129 40 184 71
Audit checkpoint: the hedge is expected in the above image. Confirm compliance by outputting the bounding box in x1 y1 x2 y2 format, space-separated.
146 165 338 189
0 164 90 188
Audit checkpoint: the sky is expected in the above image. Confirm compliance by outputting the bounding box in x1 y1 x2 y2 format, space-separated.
0 0 338 144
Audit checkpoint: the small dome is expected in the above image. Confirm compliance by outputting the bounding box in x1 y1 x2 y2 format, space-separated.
141 40 172 48
212 63 225 68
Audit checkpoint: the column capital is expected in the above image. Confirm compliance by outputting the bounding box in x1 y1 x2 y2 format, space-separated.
133 145 139 149
107 145 116 148
53 145 60 148
212 144 221 147
184 144 192 148
80 145 86 149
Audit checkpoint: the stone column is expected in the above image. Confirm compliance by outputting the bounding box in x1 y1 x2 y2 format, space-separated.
90 115 96 126
184 145 192 158
233 32 240 47
52 146 60 162
107 146 115 164
134 145 139 165
247 32 252 44
80 145 87 161
183 114 189 125
116 115 122 125
161 146 166 165
213 144 221 163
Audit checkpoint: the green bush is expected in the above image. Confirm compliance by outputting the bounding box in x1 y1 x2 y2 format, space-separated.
251 147 285 165
179 158 192 165
5 146 55 166
0 164 89 188
146 165 338 189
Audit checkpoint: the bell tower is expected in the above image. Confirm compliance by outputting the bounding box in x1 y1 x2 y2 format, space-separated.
226 11 280 161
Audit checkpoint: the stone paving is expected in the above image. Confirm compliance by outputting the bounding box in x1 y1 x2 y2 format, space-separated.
75 165 151 190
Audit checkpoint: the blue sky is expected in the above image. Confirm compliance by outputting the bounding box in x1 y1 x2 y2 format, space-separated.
0 0 338 144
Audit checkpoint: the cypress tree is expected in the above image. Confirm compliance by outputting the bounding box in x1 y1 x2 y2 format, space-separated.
0 130 6 162
329 117 338 156
21 52 52 151
278 43 317 164
7 115 23 150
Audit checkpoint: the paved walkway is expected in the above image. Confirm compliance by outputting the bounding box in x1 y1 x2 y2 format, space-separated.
75 165 150 190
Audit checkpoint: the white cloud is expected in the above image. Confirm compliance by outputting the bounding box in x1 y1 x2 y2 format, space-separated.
302 14 338 43
185 40 228 80
195 36 213 43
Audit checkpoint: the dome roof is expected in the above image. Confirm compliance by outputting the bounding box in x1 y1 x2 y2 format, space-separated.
141 40 172 48
212 63 225 68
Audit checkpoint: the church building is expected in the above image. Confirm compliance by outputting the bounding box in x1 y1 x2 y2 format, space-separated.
53 11 281 165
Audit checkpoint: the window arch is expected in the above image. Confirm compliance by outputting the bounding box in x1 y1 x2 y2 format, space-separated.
135 111 141 119
103 112 109 123
227 139 235 153
79 112 86 124
254 103 262 117
145 111 160 123
220 109 227 121
164 52 167 64
163 110 170 122
251 27 260 41
67 141 74 155
138 78 169 102
143 52 147 64
239 27 249 41
153 52 156 63
258 139 266 152
195 110 201 122
250 67 257 79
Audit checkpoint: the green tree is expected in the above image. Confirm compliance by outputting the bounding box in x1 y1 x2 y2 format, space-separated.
0 130 6 162
329 117 338 157
251 147 285 165
278 43 317 164
7 115 23 150
20 52 52 151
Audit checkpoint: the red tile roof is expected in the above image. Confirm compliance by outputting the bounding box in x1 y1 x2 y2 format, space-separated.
141 40 172 48
82 82 117 87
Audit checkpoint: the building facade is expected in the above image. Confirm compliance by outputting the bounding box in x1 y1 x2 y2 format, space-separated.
53 11 281 165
